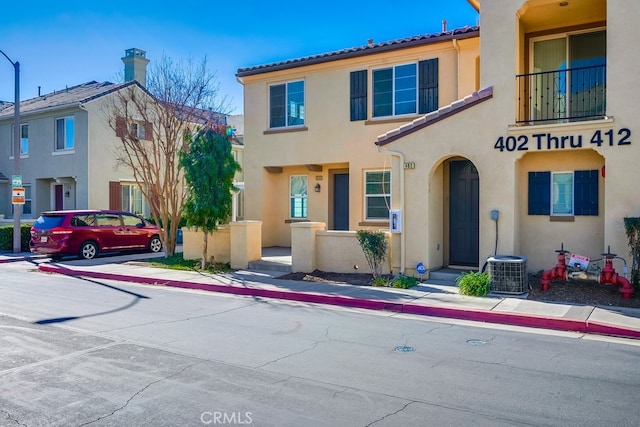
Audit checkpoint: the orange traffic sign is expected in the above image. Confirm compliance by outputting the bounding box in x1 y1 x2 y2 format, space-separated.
12 187 25 205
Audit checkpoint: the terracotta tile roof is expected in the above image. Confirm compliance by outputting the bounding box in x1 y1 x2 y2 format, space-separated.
0 80 140 119
376 86 493 146
236 26 479 77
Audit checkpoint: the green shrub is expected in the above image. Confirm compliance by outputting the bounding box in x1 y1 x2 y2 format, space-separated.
356 230 388 279
371 276 391 287
456 271 490 296
0 224 32 252
391 275 419 289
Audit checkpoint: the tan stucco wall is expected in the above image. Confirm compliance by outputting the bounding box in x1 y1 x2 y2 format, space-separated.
182 226 231 263
291 221 391 274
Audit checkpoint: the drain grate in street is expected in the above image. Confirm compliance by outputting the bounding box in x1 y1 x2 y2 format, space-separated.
466 339 487 346
394 345 416 352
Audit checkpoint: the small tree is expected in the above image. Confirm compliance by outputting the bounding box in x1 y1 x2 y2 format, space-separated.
356 230 388 279
180 124 240 269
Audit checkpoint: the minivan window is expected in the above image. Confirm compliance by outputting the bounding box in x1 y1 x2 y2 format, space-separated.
122 214 143 227
96 214 121 226
71 214 96 227
33 215 65 229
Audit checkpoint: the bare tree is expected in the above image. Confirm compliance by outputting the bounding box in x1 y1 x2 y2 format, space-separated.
105 54 228 256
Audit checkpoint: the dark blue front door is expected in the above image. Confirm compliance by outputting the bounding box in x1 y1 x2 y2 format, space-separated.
449 160 479 266
334 173 349 230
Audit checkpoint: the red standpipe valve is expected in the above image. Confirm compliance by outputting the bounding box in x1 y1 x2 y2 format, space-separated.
540 243 569 291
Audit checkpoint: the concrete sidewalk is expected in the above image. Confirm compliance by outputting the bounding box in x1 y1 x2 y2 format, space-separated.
3 250 640 339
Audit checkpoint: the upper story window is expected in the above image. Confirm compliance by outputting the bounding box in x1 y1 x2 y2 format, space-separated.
11 123 28 156
365 170 391 220
373 63 417 117
270 80 305 128
518 29 606 124
289 175 308 219
351 58 438 121
130 122 146 140
20 123 28 155
55 116 75 150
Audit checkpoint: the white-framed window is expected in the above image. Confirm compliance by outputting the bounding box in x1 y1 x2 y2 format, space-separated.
55 116 75 150
270 80 305 128
10 123 28 156
373 63 417 117
130 122 146 140
365 170 391 220
121 183 144 215
289 175 308 219
20 123 28 155
551 171 574 215
530 29 606 121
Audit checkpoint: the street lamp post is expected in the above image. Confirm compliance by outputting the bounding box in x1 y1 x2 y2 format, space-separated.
1 50 21 253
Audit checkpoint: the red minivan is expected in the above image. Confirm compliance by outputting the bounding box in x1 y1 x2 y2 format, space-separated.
30 210 162 260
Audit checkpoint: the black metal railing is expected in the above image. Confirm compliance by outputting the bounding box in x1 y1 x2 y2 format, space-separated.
516 65 606 124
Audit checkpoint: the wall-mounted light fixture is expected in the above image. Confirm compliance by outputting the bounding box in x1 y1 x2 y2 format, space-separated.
315 183 321 192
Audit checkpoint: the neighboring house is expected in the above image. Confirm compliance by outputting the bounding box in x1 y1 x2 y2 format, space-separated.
236 26 480 247
226 114 245 221
0 48 243 221
374 0 636 274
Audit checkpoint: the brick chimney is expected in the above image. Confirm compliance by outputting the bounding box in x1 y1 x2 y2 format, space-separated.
122 48 150 86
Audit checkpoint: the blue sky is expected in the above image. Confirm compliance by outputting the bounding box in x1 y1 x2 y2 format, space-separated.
0 1 478 115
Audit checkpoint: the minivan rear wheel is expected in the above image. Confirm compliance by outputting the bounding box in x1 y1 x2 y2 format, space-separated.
149 235 162 253
79 241 98 260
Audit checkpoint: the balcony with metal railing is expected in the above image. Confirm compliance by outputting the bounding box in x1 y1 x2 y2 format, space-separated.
516 65 606 125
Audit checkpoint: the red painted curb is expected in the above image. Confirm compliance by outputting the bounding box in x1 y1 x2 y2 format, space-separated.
37 264 640 339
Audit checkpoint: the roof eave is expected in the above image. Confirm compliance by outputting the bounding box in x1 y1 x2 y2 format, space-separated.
376 87 493 147
237 28 479 78
467 0 480 12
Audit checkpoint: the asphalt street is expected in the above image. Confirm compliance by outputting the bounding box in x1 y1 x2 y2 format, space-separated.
1 259 640 426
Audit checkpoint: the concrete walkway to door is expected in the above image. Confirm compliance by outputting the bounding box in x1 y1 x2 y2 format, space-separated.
248 246 293 273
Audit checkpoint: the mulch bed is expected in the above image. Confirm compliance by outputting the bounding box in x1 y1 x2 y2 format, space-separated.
279 270 640 309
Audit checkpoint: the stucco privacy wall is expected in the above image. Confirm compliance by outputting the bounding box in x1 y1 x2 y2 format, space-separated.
240 36 480 248
182 226 231 263
291 221 391 274
182 221 262 269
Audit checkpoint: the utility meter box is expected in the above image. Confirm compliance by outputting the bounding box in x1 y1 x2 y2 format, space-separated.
389 210 402 233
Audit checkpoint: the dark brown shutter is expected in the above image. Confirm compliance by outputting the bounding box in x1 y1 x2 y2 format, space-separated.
350 70 367 121
115 117 126 138
144 122 153 141
418 58 439 114
109 181 122 210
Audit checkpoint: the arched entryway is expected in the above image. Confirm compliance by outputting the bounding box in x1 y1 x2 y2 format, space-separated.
448 159 479 266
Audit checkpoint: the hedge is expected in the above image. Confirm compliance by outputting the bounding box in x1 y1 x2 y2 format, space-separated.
0 224 32 252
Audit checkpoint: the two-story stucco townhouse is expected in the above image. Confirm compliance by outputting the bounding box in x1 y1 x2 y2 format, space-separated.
236 25 480 249
0 48 244 221
374 0 639 276
238 0 640 281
